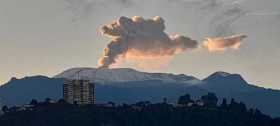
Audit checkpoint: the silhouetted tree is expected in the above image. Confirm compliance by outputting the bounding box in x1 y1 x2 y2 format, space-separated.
239 102 247 112
220 98 228 109
107 101 116 107
255 108 262 116
0 93 278 126
135 101 152 107
57 99 67 104
163 97 167 104
30 99 38 106
201 93 218 107
229 98 241 112
44 98 52 104
177 94 193 106
249 108 254 115
1 106 8 113
230 98 236 105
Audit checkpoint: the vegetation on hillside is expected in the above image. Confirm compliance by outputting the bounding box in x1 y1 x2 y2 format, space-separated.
1 93 280 126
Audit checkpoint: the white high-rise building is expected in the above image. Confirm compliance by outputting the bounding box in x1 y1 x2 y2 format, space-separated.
63 80 94 104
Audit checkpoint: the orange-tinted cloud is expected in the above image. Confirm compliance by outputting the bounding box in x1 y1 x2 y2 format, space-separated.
203 34 247 52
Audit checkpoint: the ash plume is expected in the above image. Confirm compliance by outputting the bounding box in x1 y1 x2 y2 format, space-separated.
98 16 198 68
203 34 247 52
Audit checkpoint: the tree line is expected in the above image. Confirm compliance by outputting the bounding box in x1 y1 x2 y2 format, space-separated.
1 93 280 126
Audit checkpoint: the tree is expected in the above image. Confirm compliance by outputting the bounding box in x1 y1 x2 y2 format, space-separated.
229 98 238 111
230 98 236 105
201 93 218 107
177 94 193 106
44 98 52 104
1 105 9 113
163 97 167 104
30 99 38 106
220 98 228 109
107 101 116 107
58 99 67 104
238 102 247 112
228 98 247 113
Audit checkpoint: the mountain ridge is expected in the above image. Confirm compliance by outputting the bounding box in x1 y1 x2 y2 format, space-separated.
1 67 280 117
54 67 201 84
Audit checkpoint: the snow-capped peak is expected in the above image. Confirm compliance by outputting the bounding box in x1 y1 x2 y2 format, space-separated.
54 67 201 84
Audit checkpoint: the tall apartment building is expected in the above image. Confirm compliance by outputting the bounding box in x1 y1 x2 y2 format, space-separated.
63 80 95 104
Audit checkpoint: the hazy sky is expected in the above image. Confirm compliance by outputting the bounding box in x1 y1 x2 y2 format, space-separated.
0 0 279 89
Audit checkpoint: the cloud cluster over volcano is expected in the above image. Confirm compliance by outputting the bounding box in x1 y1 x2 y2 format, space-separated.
98 16 198 68
98 16 247 68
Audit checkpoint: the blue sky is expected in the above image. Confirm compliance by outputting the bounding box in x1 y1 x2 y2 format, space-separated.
0 0 279 89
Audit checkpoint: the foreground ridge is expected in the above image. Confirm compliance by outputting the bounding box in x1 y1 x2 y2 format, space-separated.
1 93 280 126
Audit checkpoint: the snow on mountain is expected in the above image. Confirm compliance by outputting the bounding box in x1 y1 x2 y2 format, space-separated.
205 71 231 79
54 67 201 84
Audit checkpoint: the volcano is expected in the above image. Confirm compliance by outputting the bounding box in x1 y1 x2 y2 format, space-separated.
0 67 280 117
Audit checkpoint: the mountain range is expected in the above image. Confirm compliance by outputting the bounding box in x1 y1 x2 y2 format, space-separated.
0 67 280 117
